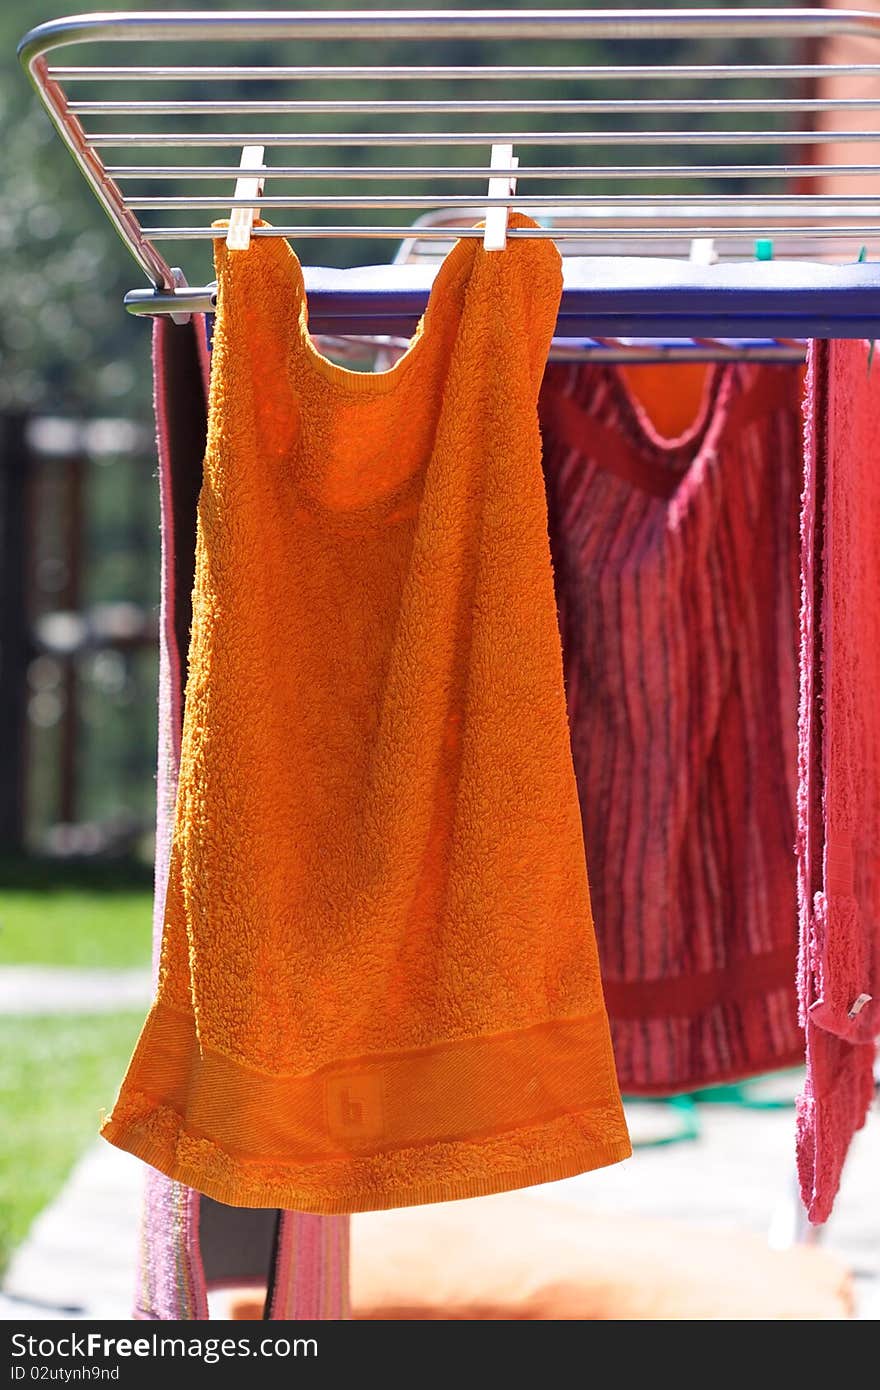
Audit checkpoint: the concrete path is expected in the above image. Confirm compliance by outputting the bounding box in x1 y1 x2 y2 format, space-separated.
547 1096 880 1318
1 1145 144 1321
0 966 152 1015
2 1091 877 1320
0 964 152 1318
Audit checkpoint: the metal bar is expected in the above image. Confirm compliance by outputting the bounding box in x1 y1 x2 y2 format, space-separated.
548 344 807 361
18 10 880 51
122 261 880 339
415 236 880 253
124 310 880 344
19 54 175 288
125 194 880 210
122 283 806 358
189 312 880 334
105 163 880 181
140 224 880 240
86 131 880 148
71 97 880 117
18 8 880 313
47 63 880 81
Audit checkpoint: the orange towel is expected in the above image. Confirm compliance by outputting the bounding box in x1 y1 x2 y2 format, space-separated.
101 217 630 1214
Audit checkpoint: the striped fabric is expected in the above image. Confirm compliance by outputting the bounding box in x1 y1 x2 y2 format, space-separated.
267 1213 351 1319
539 362 805 1095
137 314 350 1319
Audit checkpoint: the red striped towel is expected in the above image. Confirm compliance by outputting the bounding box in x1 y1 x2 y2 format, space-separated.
539 362 804 1094
797 339 880 1224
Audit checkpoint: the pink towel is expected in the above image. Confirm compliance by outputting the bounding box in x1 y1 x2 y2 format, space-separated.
139 313 349 1317
539 362 804 1094
797 338 880 1224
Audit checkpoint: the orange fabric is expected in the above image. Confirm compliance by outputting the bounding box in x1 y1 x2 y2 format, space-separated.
349 1197 854 1320
102 217 630 1213
619 363 710 440
620 362 808 443
226 1195 853 1321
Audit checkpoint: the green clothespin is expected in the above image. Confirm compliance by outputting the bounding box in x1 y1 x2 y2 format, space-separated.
755 239 774 261
860 251 877 370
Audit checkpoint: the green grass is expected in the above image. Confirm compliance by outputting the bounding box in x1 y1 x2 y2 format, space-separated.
0 858 152 969
0 859 153 1273
0 1011 143 1276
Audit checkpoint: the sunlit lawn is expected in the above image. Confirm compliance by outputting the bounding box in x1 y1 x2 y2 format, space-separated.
0 1011 142 1276
0 857 152 1276
0 858 152 968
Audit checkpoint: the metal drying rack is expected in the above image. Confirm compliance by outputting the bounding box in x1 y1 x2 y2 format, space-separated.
16 10 840 1246
17 8 880 360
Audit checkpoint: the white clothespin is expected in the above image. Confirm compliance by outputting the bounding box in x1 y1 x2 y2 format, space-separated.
483 143 519 252
848 992 873 1019
168 266 191 327
689 237 718 266
226 145 266 251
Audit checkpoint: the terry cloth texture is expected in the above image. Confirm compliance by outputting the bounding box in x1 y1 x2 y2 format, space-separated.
797 339 880 1224
539 362 805 1095
103 217 631 1214
138 312 349 1317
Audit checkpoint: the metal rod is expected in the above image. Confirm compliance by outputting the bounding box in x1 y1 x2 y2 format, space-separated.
415 235 880 252
123 277 811 359
554 345 807 361
18 8 880 311
105 163 880 182
125 194 880 211
20 55 175 288
87 130 880 148
18 10 880 51
68 97 880 116
47 62 880 81
140 223 880 240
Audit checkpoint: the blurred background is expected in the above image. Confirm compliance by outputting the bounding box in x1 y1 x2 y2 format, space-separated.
0 0 876 1320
